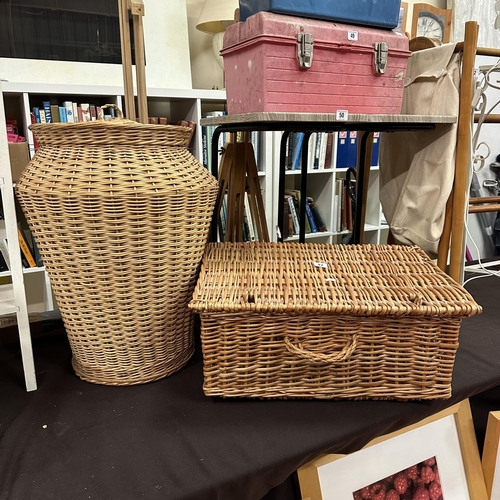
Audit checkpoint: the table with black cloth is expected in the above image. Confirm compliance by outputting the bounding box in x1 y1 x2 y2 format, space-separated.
1 275 499 500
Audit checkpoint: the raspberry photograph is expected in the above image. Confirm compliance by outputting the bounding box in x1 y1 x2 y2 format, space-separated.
352 456 443 500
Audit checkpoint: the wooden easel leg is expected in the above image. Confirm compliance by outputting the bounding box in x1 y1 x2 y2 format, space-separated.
131 0 148 124
245 142 269 242
118 0 136 121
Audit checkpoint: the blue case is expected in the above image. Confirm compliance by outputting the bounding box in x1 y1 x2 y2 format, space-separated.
238 0 401 29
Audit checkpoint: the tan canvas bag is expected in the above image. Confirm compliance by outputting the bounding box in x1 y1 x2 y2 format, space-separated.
379 43 460 257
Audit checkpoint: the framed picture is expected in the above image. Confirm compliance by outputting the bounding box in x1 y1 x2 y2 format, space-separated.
410 3 452 43
482 411 500 498
298 400 487 500
397 2 409 36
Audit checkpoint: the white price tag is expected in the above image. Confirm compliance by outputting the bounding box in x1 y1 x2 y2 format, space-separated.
336 110 349 121
348 30 358 41
314 262 328 269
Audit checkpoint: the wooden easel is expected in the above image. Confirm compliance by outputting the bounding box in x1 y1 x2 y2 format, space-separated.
435 22 500 282
118 0 148 123
216 133 269 242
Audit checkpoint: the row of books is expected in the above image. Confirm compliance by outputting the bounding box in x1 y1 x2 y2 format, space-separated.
218 192 260 243
31 100 117 124
285 132 335 171
285 131 381 171
337 131 381 169
283 189 327 238
201 111 262 175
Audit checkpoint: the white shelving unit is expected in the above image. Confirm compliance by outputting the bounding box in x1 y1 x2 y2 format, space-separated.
0 83 37 391
269 131 387 245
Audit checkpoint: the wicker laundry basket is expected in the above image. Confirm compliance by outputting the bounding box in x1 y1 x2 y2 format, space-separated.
15 105 218 386
189 242 482 400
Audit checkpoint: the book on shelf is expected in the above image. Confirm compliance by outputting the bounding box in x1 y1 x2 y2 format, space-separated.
39 109 46 123
201 125 209 171
50 105 60 123
285 134 293 170
371 131 380 166
318 132 328 170
323 132 334 169
32 107 41 124
341 183 347 232
201 111 227 174
282 197 294 238
17 226 37 268
218 193 227 242
80 103 91 122
250 131 261 168
312 132 321 170
29 113 40 150
286 189 311 234
285 194 300 235
347 131 358 167
42 101 52 123
336 131 349 168
0 239 10 270
58 107 67 123
307 197 327 232
63 101 75 123
291 132 305 171
335 179 343 232
305 198 318 232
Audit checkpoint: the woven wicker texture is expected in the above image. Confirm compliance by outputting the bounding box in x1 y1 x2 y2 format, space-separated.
190 242 482 400
16 111 218 386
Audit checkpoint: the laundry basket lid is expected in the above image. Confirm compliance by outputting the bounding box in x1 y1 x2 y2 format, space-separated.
189 242 482 317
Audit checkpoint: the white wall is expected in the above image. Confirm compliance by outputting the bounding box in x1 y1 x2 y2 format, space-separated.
186 0 225 90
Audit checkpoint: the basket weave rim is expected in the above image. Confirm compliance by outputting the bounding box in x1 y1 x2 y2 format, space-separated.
189 242 482 318
29 120 192 133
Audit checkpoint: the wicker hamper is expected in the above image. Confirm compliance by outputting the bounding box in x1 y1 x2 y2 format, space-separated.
189 242 482 400
15 106 218 385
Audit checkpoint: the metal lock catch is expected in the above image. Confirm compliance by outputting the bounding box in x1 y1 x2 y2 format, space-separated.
297 32 313 68
374 42 389 74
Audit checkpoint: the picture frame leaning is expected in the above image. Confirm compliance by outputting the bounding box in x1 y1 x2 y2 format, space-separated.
298 399 488 500
482 410 500 499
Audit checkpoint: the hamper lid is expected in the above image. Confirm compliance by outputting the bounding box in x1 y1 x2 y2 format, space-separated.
189 243 482 317
28 104 193 148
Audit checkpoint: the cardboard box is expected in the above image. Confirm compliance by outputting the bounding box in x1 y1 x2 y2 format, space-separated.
8 142 30 182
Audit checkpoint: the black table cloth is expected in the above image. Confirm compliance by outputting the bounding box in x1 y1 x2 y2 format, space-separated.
1 275 499 500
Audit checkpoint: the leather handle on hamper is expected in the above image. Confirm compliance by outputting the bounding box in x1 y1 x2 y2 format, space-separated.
284 335 358 364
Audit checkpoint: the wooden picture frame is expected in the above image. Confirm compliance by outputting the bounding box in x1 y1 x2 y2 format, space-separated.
411 3 452 43
482 411 500 498
298 399 488 500
399 2 409 36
